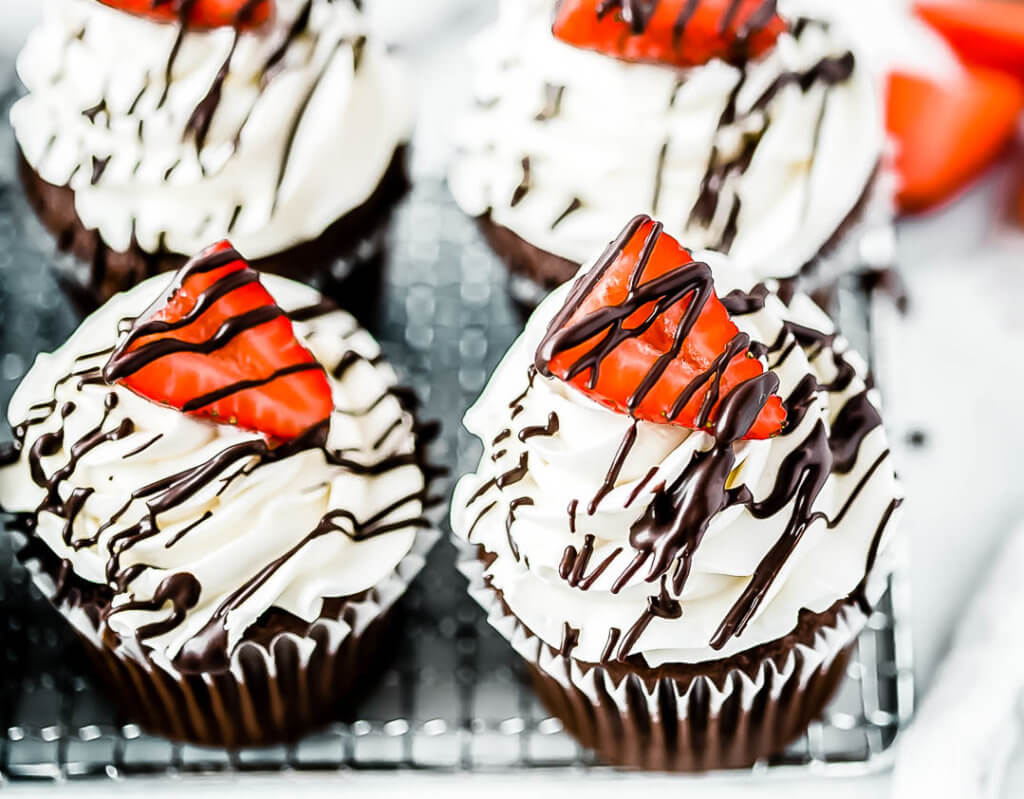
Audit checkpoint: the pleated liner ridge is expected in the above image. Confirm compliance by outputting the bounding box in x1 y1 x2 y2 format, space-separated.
16 525 438 748
458 543 881 772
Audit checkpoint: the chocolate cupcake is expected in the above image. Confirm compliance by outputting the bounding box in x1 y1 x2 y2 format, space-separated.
449 0 894 309
11 0 410 305
451 215 902 770
0 242 437 746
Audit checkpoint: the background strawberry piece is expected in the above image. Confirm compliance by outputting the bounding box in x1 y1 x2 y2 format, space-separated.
548 220 786 440
114 241 332 441
888 64 1024 214
915 1 1024 78
553 0 787 69
96 0 272 31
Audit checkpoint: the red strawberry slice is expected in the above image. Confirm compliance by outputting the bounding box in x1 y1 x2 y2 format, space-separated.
95 0 273 31
103 241 332 441
552 0 788 69
537 217 786 441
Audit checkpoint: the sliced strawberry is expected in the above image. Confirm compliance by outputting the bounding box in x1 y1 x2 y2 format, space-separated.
552 0 788 69
95 0 273 31
916 1 1024 78
103 241 332 441
888 64 1024 213
537 217 786 441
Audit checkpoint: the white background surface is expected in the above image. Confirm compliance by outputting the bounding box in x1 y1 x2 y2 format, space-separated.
4 0 1024 795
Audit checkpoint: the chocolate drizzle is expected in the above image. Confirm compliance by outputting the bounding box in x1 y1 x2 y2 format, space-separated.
460 211 896 660
511 157 531 208
5 254 434 673
535 83 566 122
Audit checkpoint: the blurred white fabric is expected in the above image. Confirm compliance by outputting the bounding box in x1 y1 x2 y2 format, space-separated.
892 522 1024 798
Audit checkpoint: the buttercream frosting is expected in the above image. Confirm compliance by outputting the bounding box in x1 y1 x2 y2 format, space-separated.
12 0 409 259
0 271 431 667
449 0 886 282
452 238 901 665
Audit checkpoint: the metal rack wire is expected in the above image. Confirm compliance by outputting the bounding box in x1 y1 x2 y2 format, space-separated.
0 102 913 783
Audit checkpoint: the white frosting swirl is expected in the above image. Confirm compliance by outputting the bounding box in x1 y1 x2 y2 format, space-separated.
448 0 885 282
11 0 410 259
451 250 901 665
0 274 430 663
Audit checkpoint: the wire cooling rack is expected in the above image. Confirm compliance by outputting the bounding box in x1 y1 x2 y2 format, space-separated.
0 89 913 781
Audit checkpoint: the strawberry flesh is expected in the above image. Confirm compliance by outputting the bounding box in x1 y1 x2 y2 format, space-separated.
553 0 788 69
105 241 333 441
543 218 786 441
95 0 273 31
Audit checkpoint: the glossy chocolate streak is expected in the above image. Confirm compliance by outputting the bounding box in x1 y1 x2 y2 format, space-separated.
157 0 199 108
558 622 581 658
686 49 856 248
559 534 624 590
272 47 343 214
505 497 534 561
9 280 432 671
511 157 531 208
263 0 314 84
185 34 239 155
721 283 769 315
616 372 779 597
519 412 559 442
182 362 323 412
589 422 638 514
616 576 682 661
108 571 202 640
103 247 304 385
551 197 583 230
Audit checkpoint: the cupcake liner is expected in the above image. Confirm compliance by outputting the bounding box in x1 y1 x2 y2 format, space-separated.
16 525 438 748
458 543 887 772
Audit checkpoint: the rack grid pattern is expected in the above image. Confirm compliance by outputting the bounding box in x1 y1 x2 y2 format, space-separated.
0 88 913 783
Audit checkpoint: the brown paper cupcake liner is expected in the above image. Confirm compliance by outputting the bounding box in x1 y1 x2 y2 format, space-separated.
16 525 437 748
458 543 886 772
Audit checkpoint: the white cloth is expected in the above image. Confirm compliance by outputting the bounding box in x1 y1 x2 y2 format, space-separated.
892 523 1024 798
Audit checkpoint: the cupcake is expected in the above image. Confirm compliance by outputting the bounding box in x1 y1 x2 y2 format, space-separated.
451 215 902 770
12 0 410 304
449 0 892 308
0 242 437 746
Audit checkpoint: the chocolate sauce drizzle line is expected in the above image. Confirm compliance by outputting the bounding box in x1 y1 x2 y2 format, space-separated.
11 262 432 669
535 83 566 122
536 215 743 429
270 42 342 215
594 0 781 51
685 46 856 253
511 157 531 208
559 534 624 591
79 0 349 249
498 214 888 657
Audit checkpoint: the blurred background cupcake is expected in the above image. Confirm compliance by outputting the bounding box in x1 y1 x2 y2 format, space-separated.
451 215 903 770
0 243 438 746
449 0 892 310
11 0 410 311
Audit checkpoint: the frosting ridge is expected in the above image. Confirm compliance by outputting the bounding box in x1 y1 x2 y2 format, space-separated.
12 0 410 258
0 271 432 668
451 239 901 665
